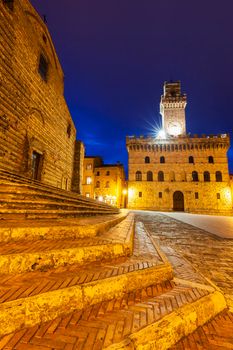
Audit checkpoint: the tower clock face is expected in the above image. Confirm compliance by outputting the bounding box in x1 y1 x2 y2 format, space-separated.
167 121 182 136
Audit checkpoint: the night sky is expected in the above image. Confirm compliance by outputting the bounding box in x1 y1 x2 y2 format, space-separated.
30 0 233 175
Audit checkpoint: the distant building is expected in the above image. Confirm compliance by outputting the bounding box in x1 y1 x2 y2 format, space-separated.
82 157 103 199
82 157 126 208
0 0 79 190
126 81 232 215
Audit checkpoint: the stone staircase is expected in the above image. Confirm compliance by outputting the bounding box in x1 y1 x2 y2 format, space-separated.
0 210 228 349
0 169 119 220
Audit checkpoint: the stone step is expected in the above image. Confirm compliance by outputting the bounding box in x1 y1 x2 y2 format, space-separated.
0 186 113 209
170 310 233 350
0 170 118 215
0 213 135 274
0 281 226 349
0 199 116 211
0 171 89 203
0 212 127 242
0 172 112 206
0 219 173 336
0 208 119 220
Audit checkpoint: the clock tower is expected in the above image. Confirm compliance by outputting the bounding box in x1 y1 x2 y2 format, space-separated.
160 81 187 136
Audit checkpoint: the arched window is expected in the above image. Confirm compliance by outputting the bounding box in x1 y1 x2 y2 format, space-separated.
136 171 142 181
208 156 214 163
160 156 165 164
189 156 194 164
170 171 175 182
96 181 100 188
216 171 222 182
105 181 110 188
147 171 153 181
204 171 210 182
158 171 164 182
192 171 199 182
145 156 150 164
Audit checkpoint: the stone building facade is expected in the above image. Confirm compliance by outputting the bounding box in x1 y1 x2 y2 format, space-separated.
71 140 85 194
127 82 232 215
0 0 76 189
82 157 103 200
82 157 126 208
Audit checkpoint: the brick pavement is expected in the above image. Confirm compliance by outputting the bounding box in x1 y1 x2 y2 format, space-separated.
0 212 232 349
163 212 233 239
170 311 233 350
138 211 233 349
139 212 233 306
0 281 210 349
0 221 162 305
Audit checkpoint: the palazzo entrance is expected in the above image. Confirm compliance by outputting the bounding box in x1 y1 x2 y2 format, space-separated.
173 191 184 211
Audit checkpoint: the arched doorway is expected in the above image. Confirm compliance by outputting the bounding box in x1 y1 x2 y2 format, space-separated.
173 191 184 211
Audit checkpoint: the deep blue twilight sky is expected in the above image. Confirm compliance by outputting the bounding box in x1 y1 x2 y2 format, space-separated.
31 0 233 174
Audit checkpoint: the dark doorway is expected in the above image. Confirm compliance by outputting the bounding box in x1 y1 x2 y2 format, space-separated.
173 191 184 211
32 151 42 180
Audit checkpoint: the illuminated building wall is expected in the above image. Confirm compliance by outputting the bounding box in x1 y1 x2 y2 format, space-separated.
82 157 125 208
126 82 232 215
82 157 103 199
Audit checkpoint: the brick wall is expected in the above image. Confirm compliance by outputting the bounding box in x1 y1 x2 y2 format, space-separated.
0 0 76 189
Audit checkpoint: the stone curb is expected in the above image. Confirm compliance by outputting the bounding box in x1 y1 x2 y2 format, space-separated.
0 213 127 242
0 215 134 274
104 290 227 350
0 262 173 337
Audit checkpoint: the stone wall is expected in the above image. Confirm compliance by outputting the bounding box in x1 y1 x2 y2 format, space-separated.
71 141 85 194
127 135 232 214
0 0 76 189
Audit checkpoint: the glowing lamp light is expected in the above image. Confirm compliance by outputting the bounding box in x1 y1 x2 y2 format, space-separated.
157 129 166 139
128 188 135 198
98 196 103 202
122 189 127 195
224 188 232 203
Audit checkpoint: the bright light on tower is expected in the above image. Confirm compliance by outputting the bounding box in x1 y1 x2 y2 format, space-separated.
157 129 166 139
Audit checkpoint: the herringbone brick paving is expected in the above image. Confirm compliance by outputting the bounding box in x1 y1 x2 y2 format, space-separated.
170 311 233 350
0 281 210 349
1 212 233 349
138 212 233 349
0 220 161 304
